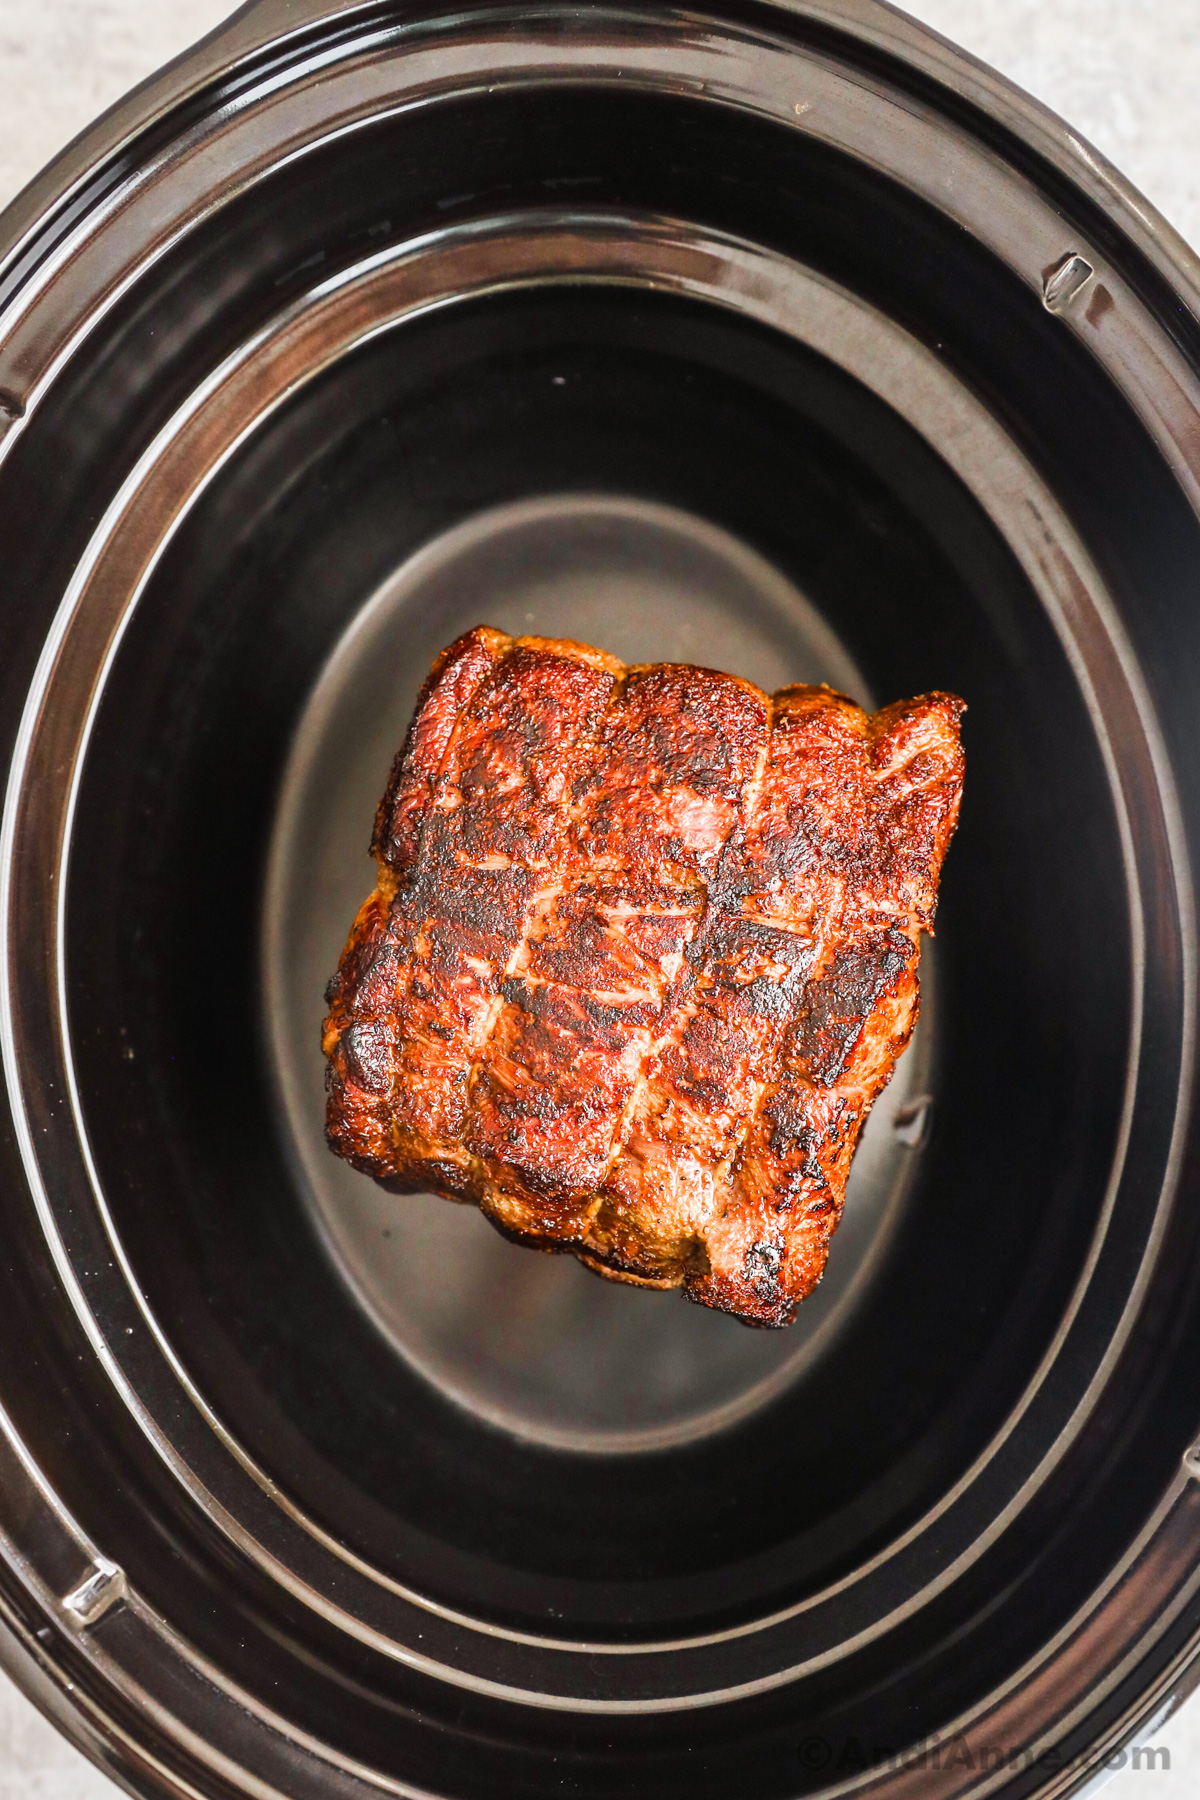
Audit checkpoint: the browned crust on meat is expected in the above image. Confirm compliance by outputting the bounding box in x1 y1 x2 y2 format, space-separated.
323 626 965 1327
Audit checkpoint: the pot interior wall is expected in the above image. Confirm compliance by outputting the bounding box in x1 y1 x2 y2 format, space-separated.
64 277 1128 1639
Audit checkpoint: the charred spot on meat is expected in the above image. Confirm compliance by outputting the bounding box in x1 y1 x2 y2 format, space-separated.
322 627 965 1327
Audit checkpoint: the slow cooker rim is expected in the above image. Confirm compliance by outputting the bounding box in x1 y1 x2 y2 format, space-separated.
3 0 1200 370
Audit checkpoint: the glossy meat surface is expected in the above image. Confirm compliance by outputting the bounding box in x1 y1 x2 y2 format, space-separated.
323 628 964 1326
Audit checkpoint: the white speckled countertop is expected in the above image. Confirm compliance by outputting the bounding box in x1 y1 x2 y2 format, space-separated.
1 1 1198 1793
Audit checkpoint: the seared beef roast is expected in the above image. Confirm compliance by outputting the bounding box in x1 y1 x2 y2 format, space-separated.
323 628 964 1326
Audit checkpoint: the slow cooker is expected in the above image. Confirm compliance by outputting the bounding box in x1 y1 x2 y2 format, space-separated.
2 1 1200 1794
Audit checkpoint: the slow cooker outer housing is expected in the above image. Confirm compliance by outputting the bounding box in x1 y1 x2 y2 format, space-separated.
1 1 1200 1796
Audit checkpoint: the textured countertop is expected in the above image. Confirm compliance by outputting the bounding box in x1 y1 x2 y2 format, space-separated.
1 1 1198 1794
